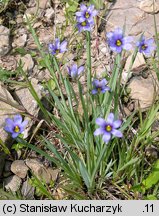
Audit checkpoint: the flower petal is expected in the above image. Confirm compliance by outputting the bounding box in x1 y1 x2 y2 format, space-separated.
5 118 13 125
21 120 28 129
102 132 111 143
114 28 123 37
106 32 114 39
76 11 83 17
100 78 108 86
107 113 114 124
55 38 60 49
71 70 78 79
111 129 123 137
92 79 99 87
14 114 22 123
113 120 122 128
12 132 19 138
80 4 87 11
95 118 106 126
94 128 104 136
101 86 110 93
92 89 98 94
60 40 67 52
77 66 84 75
123 43 132 51
4 125 13 133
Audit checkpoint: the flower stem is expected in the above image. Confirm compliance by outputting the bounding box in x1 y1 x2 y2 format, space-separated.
86 31 92 92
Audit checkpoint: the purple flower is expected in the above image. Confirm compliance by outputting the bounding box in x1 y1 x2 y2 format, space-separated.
94 113 123 144
136 36 156 56
67 64 84 79
76 4 97 23
106 28 133 53
48 38 67 55
4 114 28 138
76 19 94 32
92 79 110 94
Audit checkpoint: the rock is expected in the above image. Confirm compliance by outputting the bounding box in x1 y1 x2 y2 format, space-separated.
0 55 17 71
14 78 42 138
47 168 59 181
11 160 28 179
139 0 159 14
25 159 52 184
124 53 146 72
33 66 50 81
3 161 12 177
38 27 54 46
28 0 36 7
24 7 44 21
106 0 159 38
12 34 27 48
44 8 54 22
21 54 34 73
4 161 12 172
45 8 55 22
39 0 50 9
0 83 19 143
0 83 21 178
0 25 10 56
128 73 159 110
4 175 22 192
21 180 34 199
122 53 146 83
16 14 23 25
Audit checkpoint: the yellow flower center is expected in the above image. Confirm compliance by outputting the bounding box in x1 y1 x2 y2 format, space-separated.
142 44 147 50
116 39 122 46
14 125 20 133
85 12 90 18
55 49 59 54
81 21 86 26
106 125 112 132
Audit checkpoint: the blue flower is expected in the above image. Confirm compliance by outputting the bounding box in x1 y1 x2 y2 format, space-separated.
106 28 133 53
4 114 28 138
67 64 84 79
76 4 97 23
48 38 67 55
136 36 156 56
76 4 97 32
94 113 123 144
92 79 110 94
76 19 94 32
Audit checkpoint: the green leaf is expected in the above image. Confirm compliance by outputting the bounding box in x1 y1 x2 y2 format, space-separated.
118 157 139 172
79 161 90 189
142 160 159 190
145 195 157 200
47 79 56 91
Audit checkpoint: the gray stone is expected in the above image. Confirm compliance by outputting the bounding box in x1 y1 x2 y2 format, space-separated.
14 78 42 138
122 53 146 83
139 0 159 14
12 34 27 48
0 25 10 56
21 180 34 199
0 83 19 143
44 8 54 22
11 160 28 179
0 83 24 178
106 0 159 37
25 159 52 184
39 0 50 9
128 73 159 110
20 54 34 73
4 175 22 192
